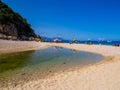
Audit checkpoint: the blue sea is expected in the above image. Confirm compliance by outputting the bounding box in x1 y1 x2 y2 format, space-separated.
42 37 120 46
64 40 120 46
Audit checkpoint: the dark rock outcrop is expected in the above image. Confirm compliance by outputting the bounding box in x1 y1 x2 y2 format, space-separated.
0 1 41 41
0 23 18 36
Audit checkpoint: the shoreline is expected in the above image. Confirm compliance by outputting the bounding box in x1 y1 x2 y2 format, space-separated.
0 39 120 56
0 40 120 90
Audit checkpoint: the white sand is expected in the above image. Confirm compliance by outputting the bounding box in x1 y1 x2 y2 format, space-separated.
0 39 51 54
0 40 120 90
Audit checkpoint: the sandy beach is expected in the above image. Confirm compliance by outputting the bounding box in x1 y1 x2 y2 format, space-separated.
0 40 120 90
0 40 51 55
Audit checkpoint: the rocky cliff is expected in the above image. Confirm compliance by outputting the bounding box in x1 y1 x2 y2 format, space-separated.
0 1 41 41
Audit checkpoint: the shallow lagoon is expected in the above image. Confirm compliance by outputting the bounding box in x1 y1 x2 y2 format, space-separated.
0 47 104 86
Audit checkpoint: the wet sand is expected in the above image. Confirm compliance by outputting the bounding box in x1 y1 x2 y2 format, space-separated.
0 40 120 90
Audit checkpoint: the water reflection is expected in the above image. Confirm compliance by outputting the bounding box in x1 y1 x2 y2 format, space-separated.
53 46 63 50
70 49 77 53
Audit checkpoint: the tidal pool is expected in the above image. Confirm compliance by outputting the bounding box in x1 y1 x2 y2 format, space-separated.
0 47 104 86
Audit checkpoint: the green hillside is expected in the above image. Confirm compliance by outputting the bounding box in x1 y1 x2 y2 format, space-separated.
0 1 41 40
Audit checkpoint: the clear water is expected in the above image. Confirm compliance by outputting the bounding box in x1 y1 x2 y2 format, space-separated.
0 47 104 86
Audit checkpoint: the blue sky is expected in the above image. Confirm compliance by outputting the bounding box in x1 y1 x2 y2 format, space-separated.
3 0 120 40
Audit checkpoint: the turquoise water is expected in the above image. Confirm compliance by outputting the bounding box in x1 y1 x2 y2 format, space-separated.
0 47 104 86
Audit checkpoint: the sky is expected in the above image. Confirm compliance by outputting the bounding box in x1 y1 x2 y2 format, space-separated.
3 0 120 40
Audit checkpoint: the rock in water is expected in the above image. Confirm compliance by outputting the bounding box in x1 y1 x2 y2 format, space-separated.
0 1 41 40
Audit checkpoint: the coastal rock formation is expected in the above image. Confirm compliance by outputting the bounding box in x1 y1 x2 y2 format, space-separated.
0 23 18 36
0 1 41 41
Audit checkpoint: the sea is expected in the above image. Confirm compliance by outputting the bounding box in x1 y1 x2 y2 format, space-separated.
65 40 120 46
41 37 120 46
